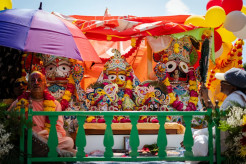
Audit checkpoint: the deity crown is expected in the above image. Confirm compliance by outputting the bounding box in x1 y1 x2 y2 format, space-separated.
104 49 129 71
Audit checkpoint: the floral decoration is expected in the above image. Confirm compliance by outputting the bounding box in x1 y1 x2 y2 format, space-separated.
59 59 76 111
15 90 56 132
0 124 13 159
219 104 246 163
161 69 198 111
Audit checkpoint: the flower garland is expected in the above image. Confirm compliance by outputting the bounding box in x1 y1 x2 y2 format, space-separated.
100 37 144 63
162 69 198 111
59 74 75 111
59 59 76 111
15 90 56 132
206 39 244 90
122 65 135 111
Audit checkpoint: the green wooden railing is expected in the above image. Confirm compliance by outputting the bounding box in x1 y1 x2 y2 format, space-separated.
18 106 224 164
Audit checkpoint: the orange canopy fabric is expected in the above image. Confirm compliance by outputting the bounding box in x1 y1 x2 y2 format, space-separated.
69 15 197 41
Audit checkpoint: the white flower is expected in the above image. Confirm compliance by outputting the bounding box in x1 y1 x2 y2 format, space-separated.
0 123 13 158
226 106 246 127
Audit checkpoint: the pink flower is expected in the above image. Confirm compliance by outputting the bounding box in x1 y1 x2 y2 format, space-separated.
151 118 159 123
185 106 192 111
18 91 30 100
188 102 196 111
60 99 69 111
172 100 183 111
190 90 198 97
138 120 144 123
43 90 55 100
97 118 105 123
167 86 173 93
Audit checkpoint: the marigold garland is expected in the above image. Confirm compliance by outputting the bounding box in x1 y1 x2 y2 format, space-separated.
162 69 198 111
206 39 244 90
15 90 56 132
60 70 75 111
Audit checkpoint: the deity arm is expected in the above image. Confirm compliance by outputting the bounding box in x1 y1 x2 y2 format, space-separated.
75 83 87 103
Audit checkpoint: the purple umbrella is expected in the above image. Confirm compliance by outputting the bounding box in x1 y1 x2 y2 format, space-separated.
0 8 101 62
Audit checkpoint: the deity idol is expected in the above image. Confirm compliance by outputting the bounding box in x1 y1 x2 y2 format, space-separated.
98 49 139 110
153 36 202 123
85 80 119 123
134 80 168 123
40 54 86 133
96 49 140 122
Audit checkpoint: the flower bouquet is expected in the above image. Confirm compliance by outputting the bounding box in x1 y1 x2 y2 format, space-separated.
219 103 246 163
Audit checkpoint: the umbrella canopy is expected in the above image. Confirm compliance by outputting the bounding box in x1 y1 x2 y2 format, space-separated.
0 9 101 62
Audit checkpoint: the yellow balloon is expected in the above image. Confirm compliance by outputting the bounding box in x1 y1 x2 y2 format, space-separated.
241 5 246 15
0 0 12 10
205 6 226 28
184 15 208 27
216 27 237 43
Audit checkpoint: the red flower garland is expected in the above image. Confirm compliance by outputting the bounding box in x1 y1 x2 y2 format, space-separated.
100 37 144 63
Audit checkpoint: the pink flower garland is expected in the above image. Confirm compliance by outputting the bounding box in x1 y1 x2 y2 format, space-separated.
165 69 198 111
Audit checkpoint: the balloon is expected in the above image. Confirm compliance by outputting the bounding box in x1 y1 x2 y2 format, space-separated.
233 25 246 39
241 5 246 15
221 0 243 15
184 15 208 27
205 6 226 28
216 27 236 43
0 0 12 10
214 31 222 52
215 44 223 59
224 11 246 32
206 0 222 10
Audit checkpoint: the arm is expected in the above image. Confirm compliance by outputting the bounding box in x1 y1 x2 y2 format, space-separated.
199 83 214 109
7 100 18 111
54 100 67 137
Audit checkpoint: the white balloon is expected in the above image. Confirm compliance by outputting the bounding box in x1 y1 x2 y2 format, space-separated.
233 24 246 39
215 45 223 59
224 11 246 32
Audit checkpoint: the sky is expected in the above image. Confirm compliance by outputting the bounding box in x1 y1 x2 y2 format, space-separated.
12 0 246 62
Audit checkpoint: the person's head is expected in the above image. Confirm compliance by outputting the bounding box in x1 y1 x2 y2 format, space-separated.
28 71 46 98
215 68 246 95
13 77 28 98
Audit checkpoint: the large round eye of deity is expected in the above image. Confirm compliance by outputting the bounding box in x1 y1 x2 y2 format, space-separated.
179 61 189 73
166 61 177 73
108 70 126 88
58 64 71 74
45 60 71 79
118 75 126 81
45 64 56 78
149 103 159 111
108 75 117 81
46 64 56 72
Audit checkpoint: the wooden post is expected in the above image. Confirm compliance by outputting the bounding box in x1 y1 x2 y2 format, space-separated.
146 39 152 80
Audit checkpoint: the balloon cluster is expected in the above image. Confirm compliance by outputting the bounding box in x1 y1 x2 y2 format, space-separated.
185 0 244 59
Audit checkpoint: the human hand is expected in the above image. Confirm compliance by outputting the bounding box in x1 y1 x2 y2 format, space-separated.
180 141 185 149
38 129 49 139
200 83 209 101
